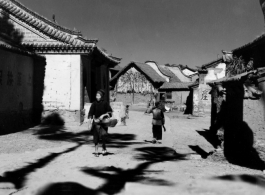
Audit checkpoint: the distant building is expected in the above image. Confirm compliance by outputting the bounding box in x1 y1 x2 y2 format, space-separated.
110 61 166 105
110 61 196 109
189 58 226 116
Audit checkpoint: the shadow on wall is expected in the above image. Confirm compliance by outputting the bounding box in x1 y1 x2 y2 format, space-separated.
0 14 47 134
223 82 265 170
0 13 24 43
33 56 46 125
41 113 65 126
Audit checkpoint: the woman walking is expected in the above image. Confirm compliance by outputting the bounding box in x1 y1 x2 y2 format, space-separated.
88 89 113 157
151 101 166 144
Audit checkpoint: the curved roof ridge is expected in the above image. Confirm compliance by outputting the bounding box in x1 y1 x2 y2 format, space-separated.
95 47 122 64
110 62 166 84
165 64 192 79
7 0 82 35
201 58 223 69
145 61 171 79
0 0 98 46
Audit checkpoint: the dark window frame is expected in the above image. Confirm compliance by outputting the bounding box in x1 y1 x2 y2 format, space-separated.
166 91 172 99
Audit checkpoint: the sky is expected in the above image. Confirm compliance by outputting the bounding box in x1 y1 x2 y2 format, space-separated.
19 0 265 68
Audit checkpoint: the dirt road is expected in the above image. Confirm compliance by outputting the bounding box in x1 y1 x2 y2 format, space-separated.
0 110 264 195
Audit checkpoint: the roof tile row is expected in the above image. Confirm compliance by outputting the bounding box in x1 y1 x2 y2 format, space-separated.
0 0 98 46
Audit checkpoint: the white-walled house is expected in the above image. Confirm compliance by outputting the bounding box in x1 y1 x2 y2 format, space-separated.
0 0 121 124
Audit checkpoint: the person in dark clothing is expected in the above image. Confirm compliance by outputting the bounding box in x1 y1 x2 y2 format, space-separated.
88 89 113 157
151 101 166 144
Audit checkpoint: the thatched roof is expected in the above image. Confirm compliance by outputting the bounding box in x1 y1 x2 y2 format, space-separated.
110 61 166 85
110 65 122 72
160 82 193 90
232 33 265 53
188 80 199 88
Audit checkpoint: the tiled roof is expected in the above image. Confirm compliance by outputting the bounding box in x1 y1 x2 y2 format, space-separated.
95 47 121 64
110 62 166 84
0 0 97 46
158 65 181 82
0 0 121 64
201 58 223 69
232 33 265 53
165 65 192 82
188 80 199 88
8 0 82 35
110 65 122 71
0 37 43 58
160 82 193 89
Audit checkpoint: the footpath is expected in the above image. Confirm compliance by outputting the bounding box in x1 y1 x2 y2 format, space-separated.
0 111 264 195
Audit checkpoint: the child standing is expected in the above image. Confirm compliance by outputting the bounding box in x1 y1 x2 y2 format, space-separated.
151 101 166 144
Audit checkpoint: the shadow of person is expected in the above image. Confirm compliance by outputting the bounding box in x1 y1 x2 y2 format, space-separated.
224 121 265 170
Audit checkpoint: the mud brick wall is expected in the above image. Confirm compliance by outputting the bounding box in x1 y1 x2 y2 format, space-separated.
243 99 265 143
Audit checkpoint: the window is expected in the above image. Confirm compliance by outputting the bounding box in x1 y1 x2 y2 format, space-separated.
166 91 172 99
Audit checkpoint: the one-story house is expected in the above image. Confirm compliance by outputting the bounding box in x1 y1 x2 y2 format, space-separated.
110 61 166 105
110 61 196 109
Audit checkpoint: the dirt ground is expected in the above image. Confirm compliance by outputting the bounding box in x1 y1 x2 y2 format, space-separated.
0 107 265 195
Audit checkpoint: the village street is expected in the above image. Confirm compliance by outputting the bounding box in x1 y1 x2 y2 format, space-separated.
0 108 264 195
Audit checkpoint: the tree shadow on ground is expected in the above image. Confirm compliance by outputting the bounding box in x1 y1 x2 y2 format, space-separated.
213 174 265 189
35 127 145 149
0 144 81 189
31 124 92 145
107 133 147 149
196 129 220 149
188 145 210 159
77 147 186 195
36 182 100 195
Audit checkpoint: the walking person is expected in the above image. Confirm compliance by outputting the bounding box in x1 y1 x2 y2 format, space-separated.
151 101 166 144
88 89 113 157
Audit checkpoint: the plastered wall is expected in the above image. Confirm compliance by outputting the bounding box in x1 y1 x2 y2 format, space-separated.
42 55 81 111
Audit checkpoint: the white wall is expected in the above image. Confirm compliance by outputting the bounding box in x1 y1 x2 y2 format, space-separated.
42 55 81 111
